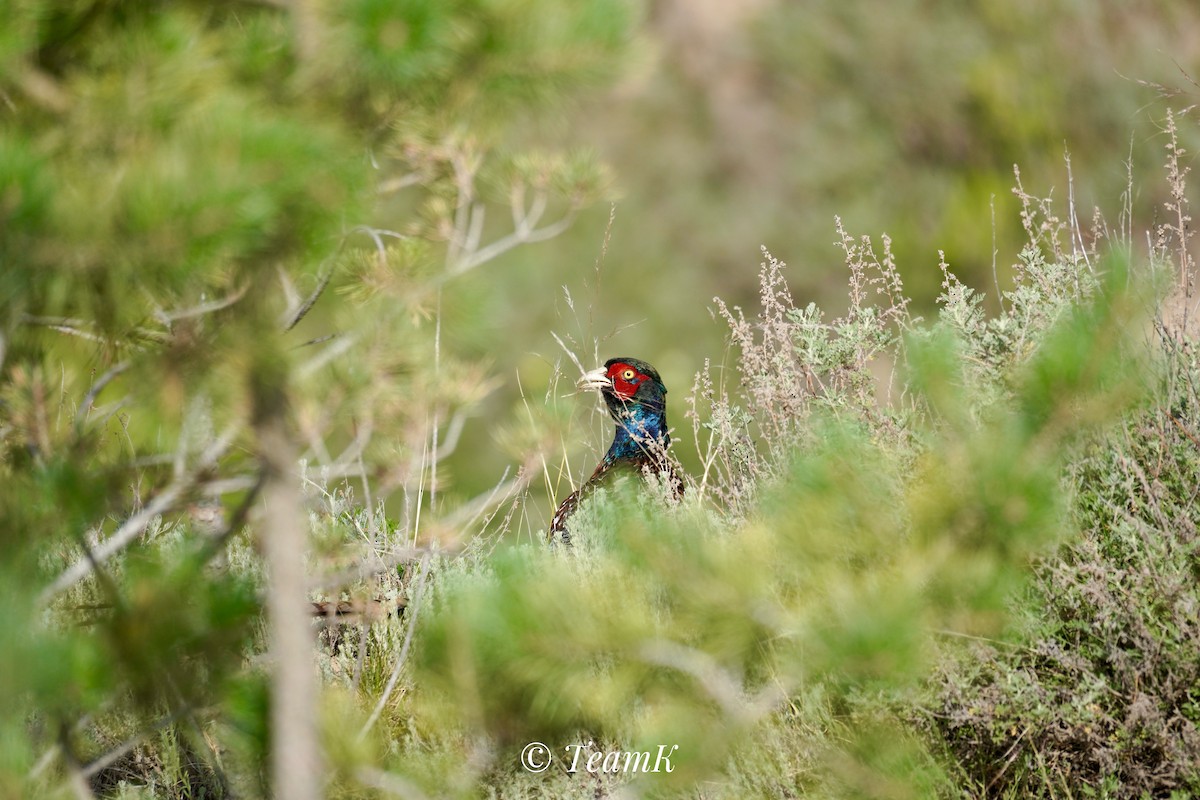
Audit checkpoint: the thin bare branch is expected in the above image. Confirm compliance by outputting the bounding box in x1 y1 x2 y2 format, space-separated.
464 202 486 255
439 464 529 531
277 265 301 312
20 315 107 344
81 710 188 779
15 65 71 113
444 150 479 270
550 331 588 377
77 362 129 425
1065 148 1094 278
157 283 249 325
638 639 787 724
297 332 359 378
198 474 262 497
352 225 409 269
284 268 333 331
305 544 444 593
432 409 468 463
377 173 425 194
40 424 240 603
197 469 266 563
355 766 433 800
58 724 97 800
447 209 577 279
522 190 548 233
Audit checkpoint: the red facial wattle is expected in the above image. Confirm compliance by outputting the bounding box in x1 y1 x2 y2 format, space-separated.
607 362 644 399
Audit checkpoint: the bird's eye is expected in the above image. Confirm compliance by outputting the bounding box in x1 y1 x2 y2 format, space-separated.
621 369 636 381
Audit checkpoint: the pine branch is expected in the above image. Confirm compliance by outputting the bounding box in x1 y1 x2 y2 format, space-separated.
39 425 240 604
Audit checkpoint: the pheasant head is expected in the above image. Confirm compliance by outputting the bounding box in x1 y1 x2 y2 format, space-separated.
576 357 671 462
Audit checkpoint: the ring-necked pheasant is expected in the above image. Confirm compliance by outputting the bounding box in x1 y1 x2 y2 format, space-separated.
548 357 683 544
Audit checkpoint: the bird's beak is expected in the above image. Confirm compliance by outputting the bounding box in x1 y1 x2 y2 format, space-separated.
576 367 611 392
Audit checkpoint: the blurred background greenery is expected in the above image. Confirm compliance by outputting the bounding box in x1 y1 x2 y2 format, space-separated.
3 1 1200 797
439 0 1200 504
7 0 1196 511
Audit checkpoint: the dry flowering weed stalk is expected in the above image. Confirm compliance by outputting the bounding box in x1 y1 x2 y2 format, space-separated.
692 233 912 515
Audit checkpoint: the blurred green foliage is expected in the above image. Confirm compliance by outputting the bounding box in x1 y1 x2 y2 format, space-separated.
473 0 1200 496
2 1 1199 798
396 229 1168 798
1 0 631 796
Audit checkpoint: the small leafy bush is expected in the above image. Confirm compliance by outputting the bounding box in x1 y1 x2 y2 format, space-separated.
922 114 1200 800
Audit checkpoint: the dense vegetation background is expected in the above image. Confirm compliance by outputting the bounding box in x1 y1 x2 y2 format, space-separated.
2 1 1199 798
